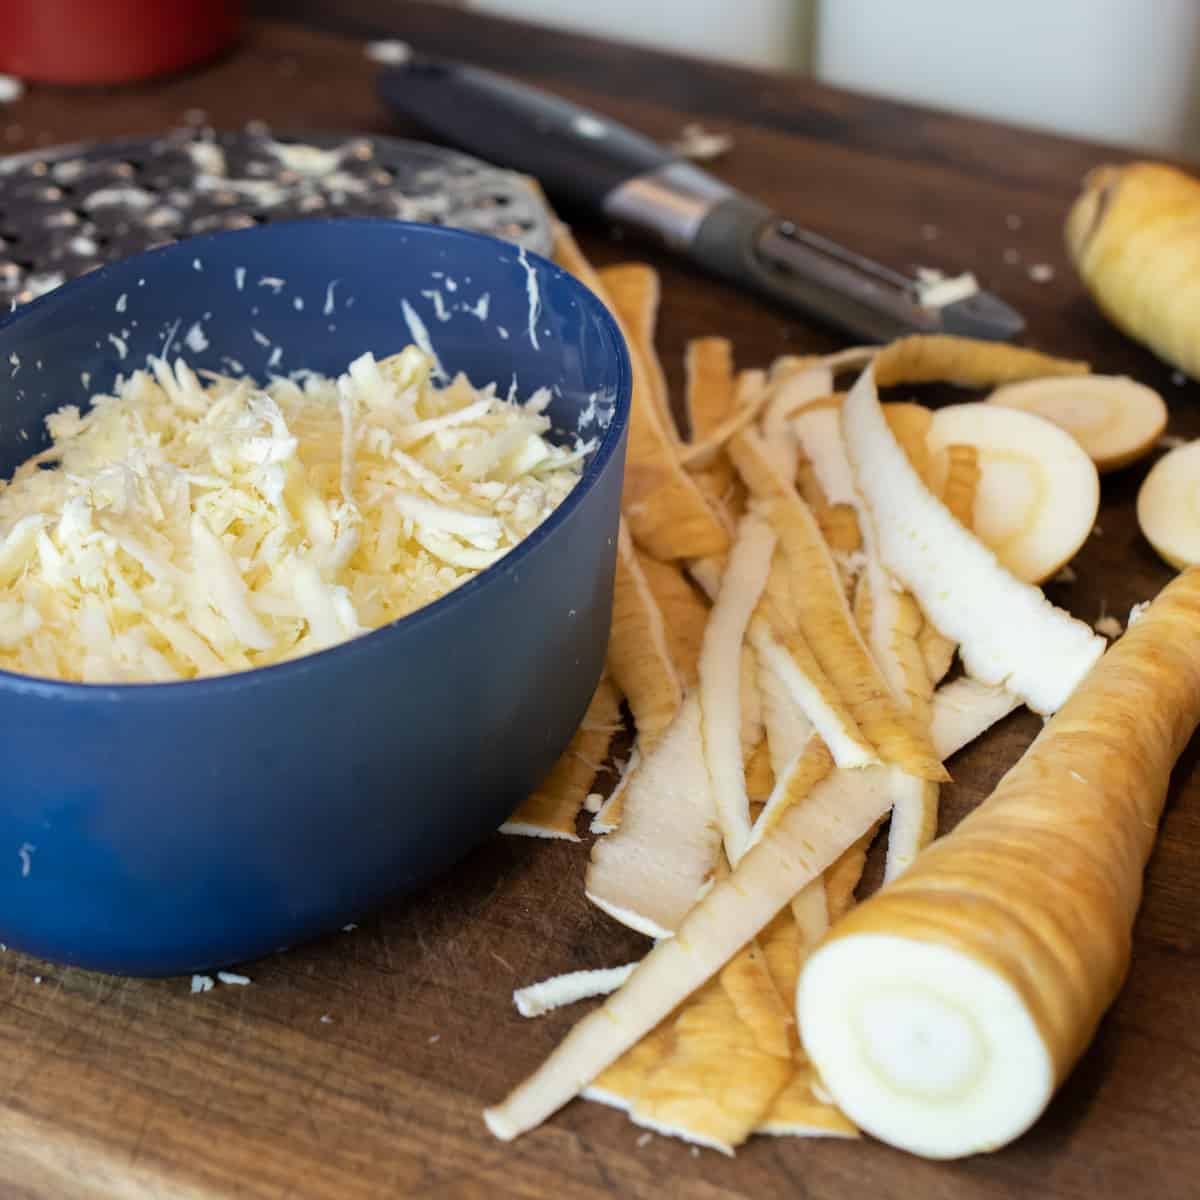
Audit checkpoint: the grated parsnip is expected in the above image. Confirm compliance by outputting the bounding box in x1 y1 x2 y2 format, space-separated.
0 347 589 682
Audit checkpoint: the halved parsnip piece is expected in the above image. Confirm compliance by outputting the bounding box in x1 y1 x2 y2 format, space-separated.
585 695 721 938
500 677 623 840
874 335 1089 389
1138 440 1200 569
798 567 1200 1160
553 224 729 560
926 403 1100 584
843 364 1105 714
608 520 684 750
988 375 1167 473
699 512 777 863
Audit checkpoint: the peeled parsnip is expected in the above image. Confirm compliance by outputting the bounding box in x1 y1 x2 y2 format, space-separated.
797 567 1200 1160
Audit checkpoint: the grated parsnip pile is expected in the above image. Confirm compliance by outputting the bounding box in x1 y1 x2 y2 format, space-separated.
0 347 588 682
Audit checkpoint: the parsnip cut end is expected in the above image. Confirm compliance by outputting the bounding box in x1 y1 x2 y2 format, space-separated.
514 964 638 1017
798 934 1054 1159
988 375 1167 474
927 403 1100 584
1137 440 1200 569
842 364 1105 714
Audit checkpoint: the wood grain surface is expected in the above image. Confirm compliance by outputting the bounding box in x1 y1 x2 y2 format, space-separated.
0 7 1195 1196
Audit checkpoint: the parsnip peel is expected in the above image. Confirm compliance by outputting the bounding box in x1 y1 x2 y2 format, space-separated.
501 676 622 840
842 363 1105 714
553 224 728 560
874 335 1088 389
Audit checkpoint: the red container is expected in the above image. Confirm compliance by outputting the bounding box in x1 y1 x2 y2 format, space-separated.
0 0 242 86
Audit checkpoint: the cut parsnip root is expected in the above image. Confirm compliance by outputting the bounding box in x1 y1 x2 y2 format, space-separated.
553 225 728 560
988 375 1167 474
500 676 622 840
608 521 683 750
514 963 638 1017
842 363 1105 714
599 263 676 440
699 512 777 863
926 403 1100 584
730 432 946 781
585 695 721 938
1137 440 1200 569
485 761 896 1141
637 553 710 688
873 334 1089 390
798 567 1200 1160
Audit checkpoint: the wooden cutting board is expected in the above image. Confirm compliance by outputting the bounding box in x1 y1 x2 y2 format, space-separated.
0 9 1196 1197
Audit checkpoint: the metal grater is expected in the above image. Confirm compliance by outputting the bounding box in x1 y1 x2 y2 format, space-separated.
0 125 554 308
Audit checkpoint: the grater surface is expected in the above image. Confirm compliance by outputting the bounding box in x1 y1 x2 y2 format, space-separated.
0 126 553 308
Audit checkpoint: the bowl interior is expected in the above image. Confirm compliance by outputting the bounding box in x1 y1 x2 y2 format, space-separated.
0 217 625 489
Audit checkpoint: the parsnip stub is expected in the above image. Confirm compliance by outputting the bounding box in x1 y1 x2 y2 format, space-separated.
926 403 1099 585
798 934 1053 1159
1137 440 1200 569
988 375 1167 473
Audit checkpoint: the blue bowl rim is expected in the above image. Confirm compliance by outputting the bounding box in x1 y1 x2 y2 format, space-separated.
0 217 632 701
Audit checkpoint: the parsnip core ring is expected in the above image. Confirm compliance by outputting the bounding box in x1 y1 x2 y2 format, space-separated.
798 934 1054 1159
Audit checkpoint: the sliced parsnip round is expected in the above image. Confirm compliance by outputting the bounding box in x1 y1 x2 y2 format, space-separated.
987 375 1167 472
798 934 1054 1159
1137 440 1200 569
926 403 1099 584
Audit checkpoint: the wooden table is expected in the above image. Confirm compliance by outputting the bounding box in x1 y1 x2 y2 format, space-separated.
1 7 1196 1197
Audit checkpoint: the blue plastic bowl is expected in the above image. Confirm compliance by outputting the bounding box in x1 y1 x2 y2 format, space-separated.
0 219 630 975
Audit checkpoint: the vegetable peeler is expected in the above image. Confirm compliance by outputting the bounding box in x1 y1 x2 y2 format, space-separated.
376 52 1026 343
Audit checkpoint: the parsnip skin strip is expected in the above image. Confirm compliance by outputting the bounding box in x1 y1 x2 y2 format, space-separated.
608 520 683 751
585 695 720 938
873 335 1089 389
553 224 728 560
729 429 945 781
842 363 1105 715
599 264 676 439
918 444 979 685
699 512 777 863
685 337 735 443
500 676 622 840
799 568 1200 1160
622 942 794 1154
514 963 638 1017
931 677 1022 761
636 553 709 688
485 761 894 1141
